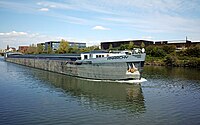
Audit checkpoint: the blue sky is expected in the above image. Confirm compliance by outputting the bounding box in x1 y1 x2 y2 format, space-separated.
0 0 200 49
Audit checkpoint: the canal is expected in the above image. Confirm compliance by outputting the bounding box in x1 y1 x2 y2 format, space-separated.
0 57 200 125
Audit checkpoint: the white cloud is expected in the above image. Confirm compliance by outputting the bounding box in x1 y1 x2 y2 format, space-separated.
0 31 28 36
38 8 49 11
92 26 110 30
100 13 200 35
36 1 115 15
49 5 56 8
37 2 56 8
0 31 100 49
1 0 200 42
0 31 65 49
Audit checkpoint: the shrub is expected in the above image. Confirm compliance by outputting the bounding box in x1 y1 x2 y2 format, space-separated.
164 53 178 66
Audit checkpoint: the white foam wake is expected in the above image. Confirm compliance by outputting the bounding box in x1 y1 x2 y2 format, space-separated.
115 78 147 84
80 78 147 84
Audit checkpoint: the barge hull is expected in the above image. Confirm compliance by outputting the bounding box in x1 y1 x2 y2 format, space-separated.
5 57 142 80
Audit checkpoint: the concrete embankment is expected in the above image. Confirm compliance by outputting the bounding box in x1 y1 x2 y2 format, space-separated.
5 58 76 75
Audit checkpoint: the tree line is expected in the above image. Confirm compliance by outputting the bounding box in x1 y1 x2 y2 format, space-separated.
108 41 145 50
107 41 200 68
23 39 200 68
24 39 99 54
145 44 200 68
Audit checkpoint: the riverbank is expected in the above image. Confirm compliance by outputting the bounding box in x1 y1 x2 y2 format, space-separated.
145 55 200 68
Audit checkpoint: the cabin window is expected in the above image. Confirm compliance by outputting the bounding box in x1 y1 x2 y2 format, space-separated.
99 55 102 58
96 55 99 58
84 55 88 59
102 55 104 57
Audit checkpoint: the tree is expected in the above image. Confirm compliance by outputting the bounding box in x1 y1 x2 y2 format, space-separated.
47 44 52 54
162 45 176 54
26 44 37 54
164 53 178 66
109 44 113 50
69 44 79 53
79 45 100 53
58 39 69 54
185 44 200 57
36 44 44 54
146 45 166 57
141 42 145 48
94 46 100 50
119 44 129 50
128 41 134 50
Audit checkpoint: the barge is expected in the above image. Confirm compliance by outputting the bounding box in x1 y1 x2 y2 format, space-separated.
4 49 146 80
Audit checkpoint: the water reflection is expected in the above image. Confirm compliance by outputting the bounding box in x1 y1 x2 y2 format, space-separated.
30 68 146 114
143 66 200 80
2 58 200 125
143 65 200 96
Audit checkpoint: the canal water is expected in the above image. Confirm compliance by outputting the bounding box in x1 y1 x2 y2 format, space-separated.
0 57 200 125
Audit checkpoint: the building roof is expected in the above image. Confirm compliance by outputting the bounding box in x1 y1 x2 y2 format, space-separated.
101 40 153 44
45 41 86 44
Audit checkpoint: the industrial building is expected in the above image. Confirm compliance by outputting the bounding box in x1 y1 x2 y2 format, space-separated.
44 41 86 51
101 38 200 50
101 40 154 50
155 40 200 50
18 46 29 53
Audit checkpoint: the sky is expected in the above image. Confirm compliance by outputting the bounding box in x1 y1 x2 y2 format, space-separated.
0 0 200 49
